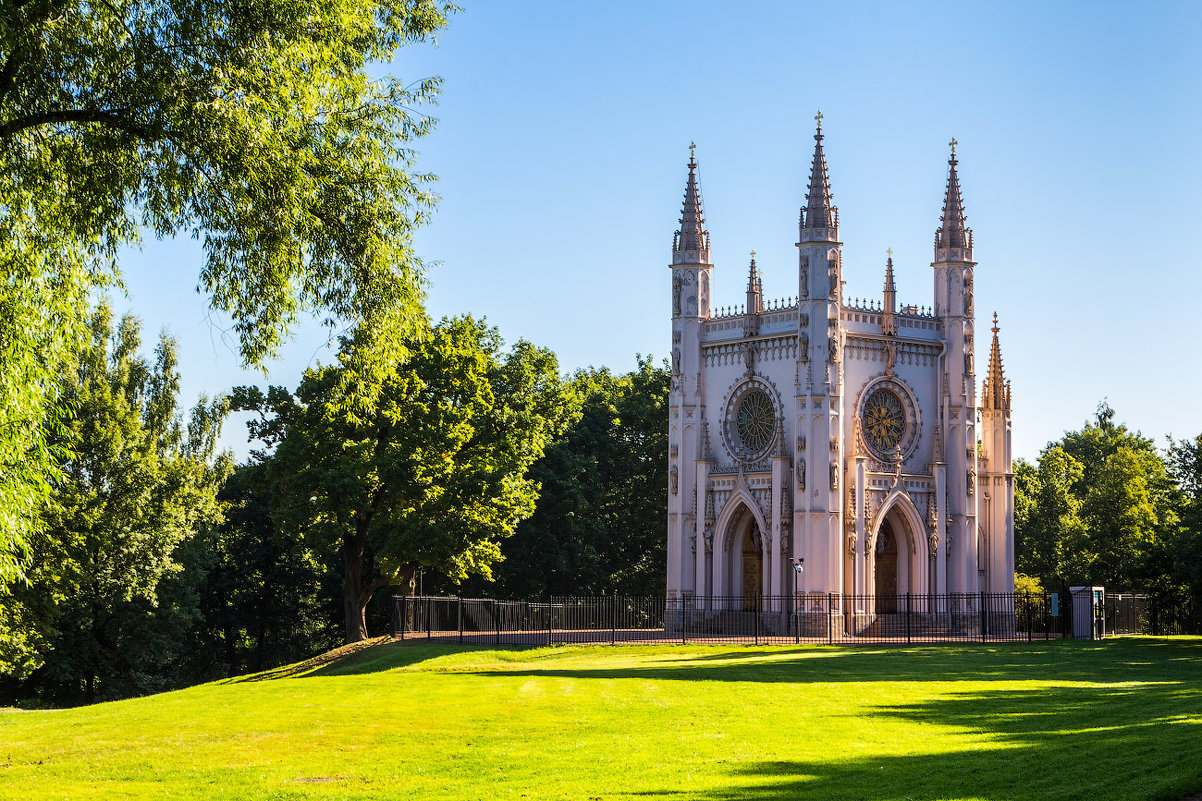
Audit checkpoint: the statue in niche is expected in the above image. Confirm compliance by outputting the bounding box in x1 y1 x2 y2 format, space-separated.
829 462 839 491
847 532 857 555
672 274 682 317
670 465 679 495
800 332 809 361
797 458 806 490
928 532 939 554
886 341 897 372
828 259 839 299
965 351 974 375
672 347 681 374
828 336 838 363
800 257 809 298
700 272 710 314
967 466 976 495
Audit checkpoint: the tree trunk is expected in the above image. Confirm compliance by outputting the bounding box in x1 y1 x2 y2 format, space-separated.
342 534 369 643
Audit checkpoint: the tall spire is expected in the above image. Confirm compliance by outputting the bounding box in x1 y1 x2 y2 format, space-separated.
882 250 897 336
800 112 837 240
672 142 711 264
935 138 973 262
983 312 1010 411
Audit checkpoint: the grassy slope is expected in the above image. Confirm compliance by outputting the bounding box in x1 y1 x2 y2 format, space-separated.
2 638 1201 801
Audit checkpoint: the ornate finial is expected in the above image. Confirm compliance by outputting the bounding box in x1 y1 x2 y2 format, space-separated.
949 137 957 157
886 247 893 260
689 141 696 160
815 110 824 130
992 311 999 334
750 249 756 262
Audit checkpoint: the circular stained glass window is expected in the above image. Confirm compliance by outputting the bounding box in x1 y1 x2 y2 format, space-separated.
861 387 907 455
735 389 775 453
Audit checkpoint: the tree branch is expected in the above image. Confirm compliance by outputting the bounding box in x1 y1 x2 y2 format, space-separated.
0 108 153 139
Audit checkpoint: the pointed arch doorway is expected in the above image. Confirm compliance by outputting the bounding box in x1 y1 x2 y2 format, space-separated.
741 522 763 610
874 519 899 613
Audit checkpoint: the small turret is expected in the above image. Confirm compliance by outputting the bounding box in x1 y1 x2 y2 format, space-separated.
882 250 897 336
745 251 763 316
983 312 1010 411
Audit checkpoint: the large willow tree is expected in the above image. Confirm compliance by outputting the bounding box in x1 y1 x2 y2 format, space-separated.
0 0 454 582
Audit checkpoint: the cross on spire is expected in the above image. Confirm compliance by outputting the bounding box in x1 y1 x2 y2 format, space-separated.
949 137 957 157
815 110 824 130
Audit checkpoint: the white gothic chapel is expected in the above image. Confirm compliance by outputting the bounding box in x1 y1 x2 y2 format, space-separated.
665 118 1015 631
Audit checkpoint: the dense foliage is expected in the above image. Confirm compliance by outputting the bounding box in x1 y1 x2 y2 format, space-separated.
2 307 229 701
465 359 670 598
0 0 452 604
1015 403 1194 596
236 317 579 642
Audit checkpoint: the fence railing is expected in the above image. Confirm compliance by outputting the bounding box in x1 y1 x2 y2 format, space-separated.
392 591 1201 646
390 592 1091 646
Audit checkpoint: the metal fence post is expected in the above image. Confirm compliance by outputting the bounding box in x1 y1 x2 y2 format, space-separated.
547 601 553 646
979 591 986 642
681 597 686 645
458 596 464 644
1025 592 1032 642
905 593 912 644
828 592 833 645
397 596 404 639
611 595 616 645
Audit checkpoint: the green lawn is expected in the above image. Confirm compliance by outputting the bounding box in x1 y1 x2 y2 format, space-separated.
2 638 1201 800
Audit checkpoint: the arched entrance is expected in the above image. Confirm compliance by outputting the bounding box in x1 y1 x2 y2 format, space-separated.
741 523 763 610
869 494 931 617
874 520 898 613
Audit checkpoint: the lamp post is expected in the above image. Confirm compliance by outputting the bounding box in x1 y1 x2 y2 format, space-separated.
792 557 804 642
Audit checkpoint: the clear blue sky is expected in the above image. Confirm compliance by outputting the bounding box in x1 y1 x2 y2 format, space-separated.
118 1 1202 463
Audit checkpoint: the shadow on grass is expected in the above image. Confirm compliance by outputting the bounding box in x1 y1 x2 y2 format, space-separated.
437 638 1202 686
639 676 1202 800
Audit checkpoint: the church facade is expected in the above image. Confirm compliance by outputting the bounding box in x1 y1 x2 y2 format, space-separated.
665 120 1014 630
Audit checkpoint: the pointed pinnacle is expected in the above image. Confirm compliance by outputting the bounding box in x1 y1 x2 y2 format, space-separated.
986 312 1007 411
937 140 971 252
803 115 835 231
673 144 710 262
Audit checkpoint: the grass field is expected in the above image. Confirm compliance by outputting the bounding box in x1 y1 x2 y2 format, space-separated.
2 638 1201 800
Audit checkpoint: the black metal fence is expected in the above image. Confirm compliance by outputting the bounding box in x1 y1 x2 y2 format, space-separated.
1105 593 1199 636
392 591 1201 646
391 592 1080 646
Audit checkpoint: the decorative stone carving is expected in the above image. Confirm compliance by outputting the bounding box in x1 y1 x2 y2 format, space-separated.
967 466 976 495
828 259 839 299
670 444 678 459
797 458 806 490
670 465 679 495
829 462 839 491
800 332 809 361
928 532 939 554
847 532 857 555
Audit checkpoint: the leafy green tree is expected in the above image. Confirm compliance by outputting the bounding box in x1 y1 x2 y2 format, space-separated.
174 464 340 681
237 317 577 642
1015 404 1183 593
9 306 229 701
1167 434 1202 597
479 359 670 597
0 0 452 596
